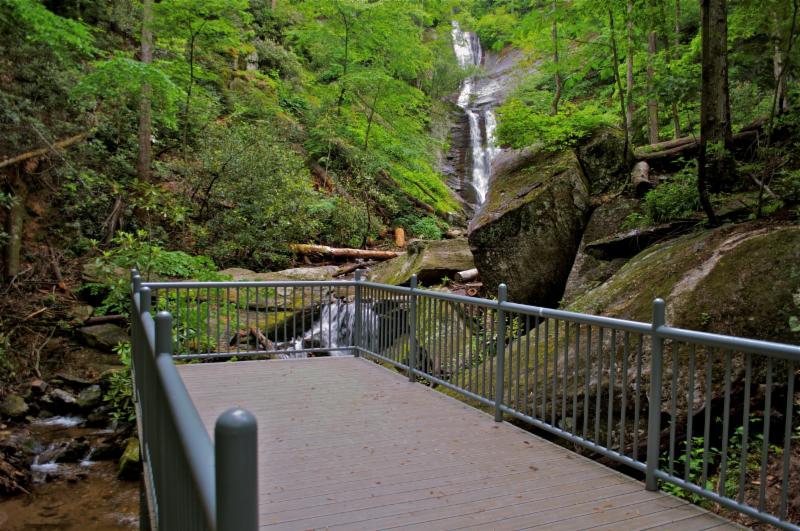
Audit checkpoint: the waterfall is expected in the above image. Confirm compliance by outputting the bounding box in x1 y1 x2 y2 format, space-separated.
451 21 499 205
289 300 379 357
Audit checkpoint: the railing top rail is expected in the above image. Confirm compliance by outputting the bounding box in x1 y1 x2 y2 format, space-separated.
141 280 357 289
658 324 800 360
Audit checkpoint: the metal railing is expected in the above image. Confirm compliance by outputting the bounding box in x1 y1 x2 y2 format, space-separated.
130 270 258 531
138 270 800 530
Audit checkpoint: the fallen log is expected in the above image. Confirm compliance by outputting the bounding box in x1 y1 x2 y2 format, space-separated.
455 268 478 283
0 132 91 169
465 282 482 297
634 130 758 162
334 262 373 277
290 244 401 260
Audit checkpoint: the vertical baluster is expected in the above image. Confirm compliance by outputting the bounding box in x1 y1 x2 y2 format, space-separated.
494 285 507 422
607 329 616 450
718 351 733 497
562 321 569 428
779 360 795 519
525 315 531 417
235 286 241 356
645 299 665 491
620 332 629 454
759 357 773 511
633 334 643 462
739 355 753 503
533 316 540 419
669 341 679 475
573 323 580 435
685 344 696 482
583 325 591 440
595 327 603 444
701 348 714 488
552 319 558 426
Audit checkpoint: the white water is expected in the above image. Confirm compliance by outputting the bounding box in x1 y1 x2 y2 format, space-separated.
32 416 84 428
451 21 499 205
288 300 377 357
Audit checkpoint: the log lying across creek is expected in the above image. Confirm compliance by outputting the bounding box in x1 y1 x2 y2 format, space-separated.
289 244 401 261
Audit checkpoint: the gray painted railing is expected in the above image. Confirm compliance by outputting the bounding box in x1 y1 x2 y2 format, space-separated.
137 270 800 530
130 270 258 531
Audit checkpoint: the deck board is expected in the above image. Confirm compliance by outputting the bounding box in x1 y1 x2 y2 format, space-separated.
178 357 738 530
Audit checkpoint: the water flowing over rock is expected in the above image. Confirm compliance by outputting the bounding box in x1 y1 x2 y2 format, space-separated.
451 21 499 206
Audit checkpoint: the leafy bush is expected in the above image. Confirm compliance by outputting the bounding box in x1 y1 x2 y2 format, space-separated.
475 9 518 51
497 91 616 151
410 216 443 240
103 342 134 422
307 197 369 248
642 165 701 223
85 230 220 316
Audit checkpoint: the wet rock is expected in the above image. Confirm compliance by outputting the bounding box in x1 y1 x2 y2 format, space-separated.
39 438 91 464
367 239 474 286
469 149 590 306
444 228 466 239
77 323 128 351
117 437 141 480
28 379 48 398
77 385 103 410
67 303 94 325
86 404 113 427
41 389 79 414
0 394 28 419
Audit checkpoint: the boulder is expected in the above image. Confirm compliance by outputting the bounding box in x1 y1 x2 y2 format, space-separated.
77 385 103 410
561 198 639 306
117 437 141 480
0 394 28 419
367 239 474 286
570 223 800 343
66 303 94 325
572 127 628 195
469 149 591 306
78 323 128 351
218 265 339 282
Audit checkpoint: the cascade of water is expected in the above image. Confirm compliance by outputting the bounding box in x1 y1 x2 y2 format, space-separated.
451 21 499 205
289 300 378 357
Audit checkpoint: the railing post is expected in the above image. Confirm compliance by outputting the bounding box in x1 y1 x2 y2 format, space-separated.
353 270 363 357
155 311 173 357
408 274 418 382
494 284 507 422
646 298 666 491
216 408 258 531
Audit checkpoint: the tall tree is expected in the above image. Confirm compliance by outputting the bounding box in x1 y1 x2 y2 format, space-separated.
610 7 630 163
625 0 635 141
698 0 733 224
671 0 682 138
646 28 659 143
550 0 563 115
138 0 153 183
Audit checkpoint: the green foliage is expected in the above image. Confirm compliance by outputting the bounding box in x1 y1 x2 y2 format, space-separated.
0 0 96 60
307 197 370 249
642 164 701 223
475 8 517 52
497 90 616 151
103 342 135 423
410 216 444 240
85 230 219 316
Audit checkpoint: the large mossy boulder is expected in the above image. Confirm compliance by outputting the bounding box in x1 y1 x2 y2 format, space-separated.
569 222 800 343
469 149 591 306
368 239 474 286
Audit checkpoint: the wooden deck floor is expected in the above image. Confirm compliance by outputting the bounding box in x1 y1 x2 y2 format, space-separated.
178 357 738 530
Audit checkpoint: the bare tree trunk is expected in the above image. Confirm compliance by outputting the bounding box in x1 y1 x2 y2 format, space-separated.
698 0 733 224
767 0 799 145
647 31 660 144
138 0 153 182
550 0 563 116
610 9 630 165
625 0 635 142
672 0 682 138
336 9 351 116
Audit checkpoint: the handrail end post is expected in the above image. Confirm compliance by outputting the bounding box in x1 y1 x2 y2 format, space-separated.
215 408 259 531
494 284 508 422
645 298 666 491
154 311 173 358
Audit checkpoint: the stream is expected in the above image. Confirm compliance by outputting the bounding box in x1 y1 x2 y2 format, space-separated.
0 415 138 529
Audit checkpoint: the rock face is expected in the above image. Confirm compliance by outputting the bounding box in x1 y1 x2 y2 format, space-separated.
468 149 591 305
117 437 141 480
561 198 638 305
367 239 474 286
0 394 28 418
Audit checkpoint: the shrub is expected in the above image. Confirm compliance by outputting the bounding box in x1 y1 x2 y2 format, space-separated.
103 342 135 422
410 216 443 240
642 165 701 223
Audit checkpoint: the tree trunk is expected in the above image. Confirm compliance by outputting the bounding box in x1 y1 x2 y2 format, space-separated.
767 0 799 145
610 9 631 165
336 11 350 116
647 30 659 144
550 0 563 116
698 0 733 223
672 0 682 138
625 0 635 142
138 0 153 182
0 132 90 170
271 0 277 9
289 244 400 260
